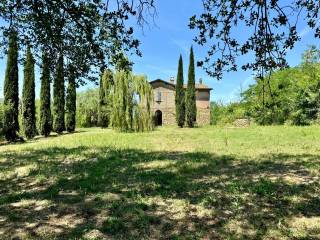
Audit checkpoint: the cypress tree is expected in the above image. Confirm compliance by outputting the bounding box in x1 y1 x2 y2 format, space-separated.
39 51 52 137
3 30 20 141
65 70 76 132
22 46 36 139
53 54 65 133
186 46 197 128
175 55 185 127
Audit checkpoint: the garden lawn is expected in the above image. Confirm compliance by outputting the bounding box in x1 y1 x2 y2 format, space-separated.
0 126 320 239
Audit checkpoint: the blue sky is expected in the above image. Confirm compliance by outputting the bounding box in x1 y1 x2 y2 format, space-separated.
0 1 319 102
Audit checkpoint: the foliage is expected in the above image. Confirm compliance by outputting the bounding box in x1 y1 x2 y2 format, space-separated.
76 89 100 128
0 1 156 87
53 54 65 133
22 46 36 139
39 51 52 137
175 55 185 127
190 0 320 79
66 71 77 133
98 70 112 128
110 71 154 132
210 102 247 125
77 71 154 132
242 46 320 125
3 31 19 141
185 47 197 128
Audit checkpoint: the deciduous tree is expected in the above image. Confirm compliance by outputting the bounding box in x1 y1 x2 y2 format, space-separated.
189 0 319 79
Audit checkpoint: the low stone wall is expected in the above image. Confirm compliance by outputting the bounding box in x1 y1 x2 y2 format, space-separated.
233 118 250 128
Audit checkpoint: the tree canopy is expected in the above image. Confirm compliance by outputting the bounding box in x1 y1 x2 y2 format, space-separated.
0 0 156 84
242 46 320 125
190 0 320 80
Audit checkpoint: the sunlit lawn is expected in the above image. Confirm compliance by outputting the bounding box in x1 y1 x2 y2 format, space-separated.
0 126 320 239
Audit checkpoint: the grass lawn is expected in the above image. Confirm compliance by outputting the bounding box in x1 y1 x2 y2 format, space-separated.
0 126 320 239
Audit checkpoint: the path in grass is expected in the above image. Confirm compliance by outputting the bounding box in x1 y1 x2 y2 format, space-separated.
0 126 320 239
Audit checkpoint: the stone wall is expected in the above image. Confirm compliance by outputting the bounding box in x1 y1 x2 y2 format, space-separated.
150 81 211 126
162 108 176 125
197 108 211 125
152 107 211 126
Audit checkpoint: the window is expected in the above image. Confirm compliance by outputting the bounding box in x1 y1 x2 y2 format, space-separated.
156 91 162 103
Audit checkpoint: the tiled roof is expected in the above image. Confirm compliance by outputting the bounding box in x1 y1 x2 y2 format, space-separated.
150 79 212 90
183 84 212 90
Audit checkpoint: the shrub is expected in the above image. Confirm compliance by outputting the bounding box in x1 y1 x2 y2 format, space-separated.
210 102 247 125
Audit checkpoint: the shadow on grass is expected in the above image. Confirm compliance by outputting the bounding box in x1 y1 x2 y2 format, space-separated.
0 147 319 239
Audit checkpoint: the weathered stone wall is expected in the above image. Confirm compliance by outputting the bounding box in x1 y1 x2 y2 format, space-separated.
151 81 211 126
162 108 176 125
197 108 211 125
152 107 211 126
233 118 250 128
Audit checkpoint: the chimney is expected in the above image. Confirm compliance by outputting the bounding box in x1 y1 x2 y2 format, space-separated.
199 78 203 84
170 76 175 84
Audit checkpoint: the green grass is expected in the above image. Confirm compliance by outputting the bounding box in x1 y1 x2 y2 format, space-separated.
0 126 320 239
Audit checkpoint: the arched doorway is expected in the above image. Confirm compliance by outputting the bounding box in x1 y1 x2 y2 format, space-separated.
154 110 162 126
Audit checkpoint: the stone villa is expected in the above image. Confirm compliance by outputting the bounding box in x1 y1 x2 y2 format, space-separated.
150 78 212 126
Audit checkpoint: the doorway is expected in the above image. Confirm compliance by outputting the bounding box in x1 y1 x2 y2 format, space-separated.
154 110 163 126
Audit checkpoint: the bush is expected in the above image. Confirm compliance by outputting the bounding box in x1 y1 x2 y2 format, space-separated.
210 101 247 125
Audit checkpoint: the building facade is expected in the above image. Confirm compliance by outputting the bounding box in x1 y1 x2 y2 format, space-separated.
150 78 212 126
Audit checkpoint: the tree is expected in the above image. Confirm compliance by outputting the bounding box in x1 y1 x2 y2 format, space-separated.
53 54 65 134
65 69 76 132
0 1 157 87
242 46 320 125
175 55 185 127
98 69 113 128
110 71 154 132
22 46 36 139
189 1 320 80
185 47 197 128
3 31 19 141
39 51 52 137
76 89 100 128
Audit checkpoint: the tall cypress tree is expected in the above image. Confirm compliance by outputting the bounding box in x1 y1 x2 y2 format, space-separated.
186 46 197 128
39 51 52 137
53 54 65 133
3 30 19 141
22 46 36 139
175 55 185 127
65 70 76 132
